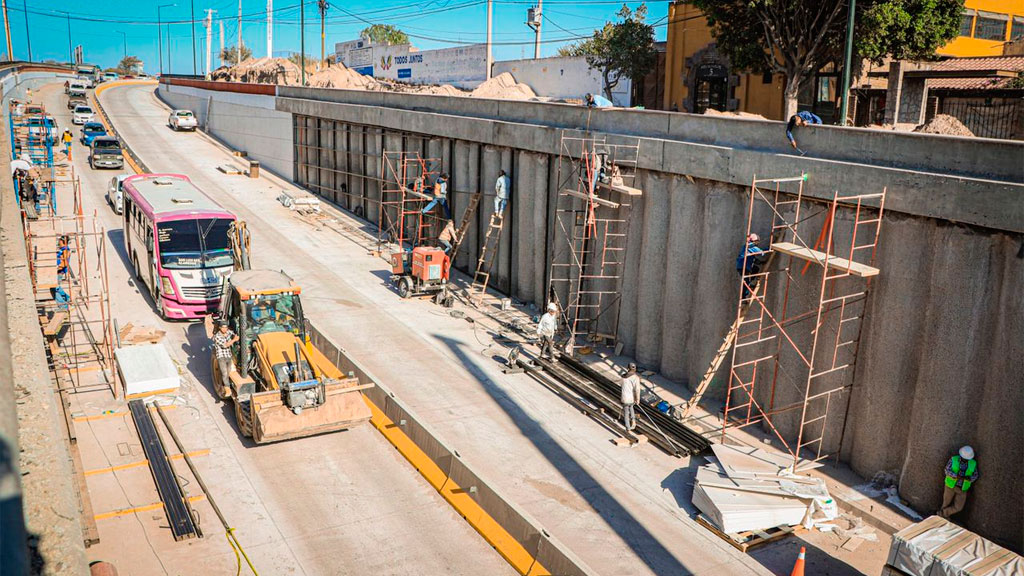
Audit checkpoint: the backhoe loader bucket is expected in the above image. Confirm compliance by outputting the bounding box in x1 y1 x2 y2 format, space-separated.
247 378 371 444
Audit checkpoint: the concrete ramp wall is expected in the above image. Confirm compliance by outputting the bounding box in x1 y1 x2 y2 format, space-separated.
157 80 1024 552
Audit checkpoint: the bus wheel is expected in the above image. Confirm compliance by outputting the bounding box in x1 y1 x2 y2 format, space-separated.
132 256 141 281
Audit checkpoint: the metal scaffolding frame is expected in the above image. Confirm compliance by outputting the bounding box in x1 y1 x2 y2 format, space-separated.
377 149 444 250
723 173 886 469
548 134 640 349
9 101 59 217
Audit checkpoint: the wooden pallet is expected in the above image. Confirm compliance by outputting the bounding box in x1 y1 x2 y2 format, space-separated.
696 514 804 553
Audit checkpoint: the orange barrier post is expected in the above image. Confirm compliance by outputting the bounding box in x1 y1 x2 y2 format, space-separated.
791 546 806 576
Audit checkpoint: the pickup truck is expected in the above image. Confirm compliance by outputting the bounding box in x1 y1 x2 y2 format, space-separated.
68 82 87 97
168 109 198 131
88 136 124 170
67 97 87 110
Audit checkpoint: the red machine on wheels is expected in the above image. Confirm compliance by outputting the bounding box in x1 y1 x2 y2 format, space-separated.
390 246 454 307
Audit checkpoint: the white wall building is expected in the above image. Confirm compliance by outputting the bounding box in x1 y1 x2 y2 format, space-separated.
335 39 487 89
493 56 632 106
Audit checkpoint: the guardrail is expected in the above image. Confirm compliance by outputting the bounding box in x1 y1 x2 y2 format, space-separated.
91 80 156 174
307 322 594 576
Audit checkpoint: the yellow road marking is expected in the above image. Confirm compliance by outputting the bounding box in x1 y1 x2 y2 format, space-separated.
94 495 204 521
84 449 211 477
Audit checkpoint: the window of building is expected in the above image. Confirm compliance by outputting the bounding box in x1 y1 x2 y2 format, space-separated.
960 11 975 37
1012 16 1024 40
974 12 1008 41
762 72 773 84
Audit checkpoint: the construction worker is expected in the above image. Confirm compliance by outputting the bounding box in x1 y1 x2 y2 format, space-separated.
438 219 458 254
56 236 70 279
494 169 509 217
584 93 613 108
421 172 451 219
61 129 73 160
620 362 642 431
736 233 767 298
939 445 978 519
211 321 239 397
786 111 822 150
536 302 558 359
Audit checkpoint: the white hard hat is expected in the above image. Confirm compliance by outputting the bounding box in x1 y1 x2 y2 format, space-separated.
748 233 760 242
547 302 557 312
959 445 974 460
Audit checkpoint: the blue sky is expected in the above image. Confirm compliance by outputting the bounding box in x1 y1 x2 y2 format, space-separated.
7 0 669 74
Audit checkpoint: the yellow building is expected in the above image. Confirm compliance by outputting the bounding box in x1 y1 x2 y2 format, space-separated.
663 1 1024 120
940 0 1024 57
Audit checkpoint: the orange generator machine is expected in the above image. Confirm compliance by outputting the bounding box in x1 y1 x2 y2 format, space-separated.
390 246 454 306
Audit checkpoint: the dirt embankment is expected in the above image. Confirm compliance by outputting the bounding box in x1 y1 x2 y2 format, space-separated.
912 114 975 137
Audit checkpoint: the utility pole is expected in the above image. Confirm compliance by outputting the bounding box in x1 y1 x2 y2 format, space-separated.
237 0 241 66
21 0 30 61
191 0 197 75
2 0 13 61
58 10 72 64
203 9 215 77
318 0 328 70
158 3 175 76
534 0 542 59
116 30 126 61
267 0 272 57
300 0 305 85
485 0 492 79
838 0 856 126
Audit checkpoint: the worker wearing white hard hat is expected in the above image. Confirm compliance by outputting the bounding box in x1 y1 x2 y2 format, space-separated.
939 445 978 519
536 303 559 359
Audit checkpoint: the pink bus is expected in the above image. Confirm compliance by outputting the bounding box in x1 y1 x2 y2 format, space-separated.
122 174 236 320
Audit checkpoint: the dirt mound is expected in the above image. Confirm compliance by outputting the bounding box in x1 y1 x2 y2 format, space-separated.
308 64 380 90
703 108 767 121
211 57 301 85
913 114 974 137
470 72 536 100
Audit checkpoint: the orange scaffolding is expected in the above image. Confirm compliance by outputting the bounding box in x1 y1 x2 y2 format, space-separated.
723 173 886 469
377 150 444 250
548 134 641 349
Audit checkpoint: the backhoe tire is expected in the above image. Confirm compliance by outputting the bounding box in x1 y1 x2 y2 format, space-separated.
234 396 253 438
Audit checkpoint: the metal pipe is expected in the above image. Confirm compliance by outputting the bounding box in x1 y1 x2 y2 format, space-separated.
839 0 856 125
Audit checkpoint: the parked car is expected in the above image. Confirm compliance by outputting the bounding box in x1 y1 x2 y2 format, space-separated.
67 97 86 110
106 174 130 214
72 105 96 125
88 137 123 170
167 109 198 131
68 82 87 97
80 122 107 146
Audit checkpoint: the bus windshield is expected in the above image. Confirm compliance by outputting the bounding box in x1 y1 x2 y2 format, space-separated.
157 218 234 269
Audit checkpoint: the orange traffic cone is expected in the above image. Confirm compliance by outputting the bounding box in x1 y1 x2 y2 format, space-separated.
790 546 806 576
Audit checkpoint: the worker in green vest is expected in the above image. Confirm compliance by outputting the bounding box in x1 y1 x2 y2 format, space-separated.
939 445 978 519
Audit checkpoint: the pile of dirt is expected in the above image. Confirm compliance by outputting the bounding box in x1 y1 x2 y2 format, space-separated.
470 72 536 100
913 114 974 137
211 57 301 85
307 64 380 90
703 108 767 121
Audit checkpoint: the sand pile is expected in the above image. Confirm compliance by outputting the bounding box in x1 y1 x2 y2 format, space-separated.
703 108 767 121
470 72 536 100
308 64 380 90
913 114 974 137
211 57 301 85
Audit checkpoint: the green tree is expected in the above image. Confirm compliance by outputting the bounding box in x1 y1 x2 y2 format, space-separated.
561 4 656 100
219 44 252 66
116 55 142 75
693 0 963 118
360 24 409 45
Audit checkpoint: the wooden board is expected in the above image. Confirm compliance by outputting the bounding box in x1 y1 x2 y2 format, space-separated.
560 188 620 209
696 514 804 553
596 181 642 196
771 242 879 277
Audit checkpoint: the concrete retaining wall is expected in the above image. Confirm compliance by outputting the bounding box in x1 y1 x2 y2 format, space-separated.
158 81 1024 551
493 56 632 106
157 83 293 178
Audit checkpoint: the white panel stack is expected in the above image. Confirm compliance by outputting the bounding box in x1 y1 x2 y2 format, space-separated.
115 343 181 397
692 444 835 534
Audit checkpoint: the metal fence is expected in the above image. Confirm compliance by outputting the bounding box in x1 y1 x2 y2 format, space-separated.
938 94 1024 140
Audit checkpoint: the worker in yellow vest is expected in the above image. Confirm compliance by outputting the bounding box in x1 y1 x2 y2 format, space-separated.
939 445 978 519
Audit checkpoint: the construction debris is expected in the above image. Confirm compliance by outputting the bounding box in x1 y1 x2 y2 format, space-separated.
117 322 166 345
308 65 381 90
277 190 321 211
115 343 180 397
913 114 975 137
470 72 537 100
884 515 1023 576
692 444 836 535
211 57 301 85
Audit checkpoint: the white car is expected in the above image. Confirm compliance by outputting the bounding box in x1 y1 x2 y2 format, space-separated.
68 82 87 97
106 174 130 214
76 75 94 89
168 109 198 131
72 105 96 125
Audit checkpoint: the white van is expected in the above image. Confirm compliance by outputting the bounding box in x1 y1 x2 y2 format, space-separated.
107 174 130 213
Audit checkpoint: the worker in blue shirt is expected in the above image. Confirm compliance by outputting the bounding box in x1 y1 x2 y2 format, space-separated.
736 233 766 298
585 93 613 108
786 111 822 149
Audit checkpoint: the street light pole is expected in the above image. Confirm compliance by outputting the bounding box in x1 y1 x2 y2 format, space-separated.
191 0 197 75
116 30 126 61
21 0 29 62
58 11 72 64
158 3 175 76
300 0 305 85
838 0 856 126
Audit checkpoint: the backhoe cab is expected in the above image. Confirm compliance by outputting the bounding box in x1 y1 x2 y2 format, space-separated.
212 269 371 443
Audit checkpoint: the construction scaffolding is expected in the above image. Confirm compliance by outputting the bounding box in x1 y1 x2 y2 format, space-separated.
9 101 59 218
548 134 641 349
723 174 886 469
377 150 444 251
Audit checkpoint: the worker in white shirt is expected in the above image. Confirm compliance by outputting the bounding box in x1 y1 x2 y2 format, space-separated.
536 302 558 359
494 169 509 217
620 363 642 431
